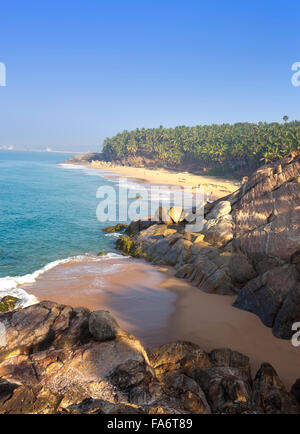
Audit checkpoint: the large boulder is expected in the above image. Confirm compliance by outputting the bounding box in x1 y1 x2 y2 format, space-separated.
206 200 231 220
89 310 121 341
125 218 156 236
148 341 212 375
202 214 234 246
233 265 298 329
252 363 299 414
0 301 90 361
0 302 150 414
0 306 298 415
169 206 185 223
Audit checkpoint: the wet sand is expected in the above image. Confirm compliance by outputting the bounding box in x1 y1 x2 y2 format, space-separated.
25 256 300 389
162 272 300 389
24 256 177 347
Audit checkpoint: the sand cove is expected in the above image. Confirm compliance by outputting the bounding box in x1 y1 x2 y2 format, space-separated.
21 160 300 391
25 254 300 390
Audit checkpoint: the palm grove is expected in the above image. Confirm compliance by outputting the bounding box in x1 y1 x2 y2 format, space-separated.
102 120 300 176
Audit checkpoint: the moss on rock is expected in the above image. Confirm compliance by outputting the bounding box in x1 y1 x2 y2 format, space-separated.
0 302 8 312
116 236 146 258
102 224 128 233
116 235 135 255
0 296 19 312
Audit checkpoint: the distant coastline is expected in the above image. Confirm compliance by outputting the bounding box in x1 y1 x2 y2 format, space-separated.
0 148 83 154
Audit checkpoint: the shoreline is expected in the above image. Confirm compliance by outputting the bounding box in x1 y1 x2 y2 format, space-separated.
65 160 241 200
24 253 300 390
23 255 177 347
161 269 299 390
11 156 299 391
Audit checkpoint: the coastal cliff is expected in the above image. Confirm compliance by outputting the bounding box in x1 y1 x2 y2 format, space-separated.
0 152 299 414
0 301 299 414
118 151 300 339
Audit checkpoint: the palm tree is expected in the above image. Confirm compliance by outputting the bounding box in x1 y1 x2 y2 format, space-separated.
283 115 289 123
101 120 300 173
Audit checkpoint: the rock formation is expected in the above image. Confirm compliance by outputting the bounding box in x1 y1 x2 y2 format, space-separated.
0 301 298 414
64 152 103 164
120 151 300 339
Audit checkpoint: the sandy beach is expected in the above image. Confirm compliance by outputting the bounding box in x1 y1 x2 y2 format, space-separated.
20 159 299 392
84 160 240 200
24 255 177 347
163 271 300 390
25 255 300 390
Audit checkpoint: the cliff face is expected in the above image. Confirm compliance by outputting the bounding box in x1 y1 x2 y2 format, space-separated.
232 151 300 338
122 151 300 339
0 301 298 414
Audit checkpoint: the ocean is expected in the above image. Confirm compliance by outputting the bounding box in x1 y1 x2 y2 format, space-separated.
0 151 134 306
0 150 185 309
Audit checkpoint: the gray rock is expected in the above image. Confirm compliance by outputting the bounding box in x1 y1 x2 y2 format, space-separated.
272 282 300 339
169 206 185 223
154 206 172 224
252 363 299 414
234 265 298 331
203 215 233 246
89 310 120 341
0 305 299 414
291 379 300 404
227 252 257 285
125 218 156 236
206 200 231 220
193 366 253 413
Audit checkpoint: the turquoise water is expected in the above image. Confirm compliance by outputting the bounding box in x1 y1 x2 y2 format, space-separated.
0 151 121 279
0 150 186 307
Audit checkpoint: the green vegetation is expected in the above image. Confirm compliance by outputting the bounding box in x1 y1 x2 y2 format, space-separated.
0 296 19 312
102 121 300 175
102 224 128 233
116 236 145 258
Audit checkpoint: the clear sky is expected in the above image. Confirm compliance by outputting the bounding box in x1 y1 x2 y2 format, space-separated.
0 0 299 151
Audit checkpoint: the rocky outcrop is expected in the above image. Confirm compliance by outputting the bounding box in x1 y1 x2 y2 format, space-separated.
64 152 103 164
291 379 300 404
119 151 300 338
232 151 300 338
252 363 299 414
0 302 298 414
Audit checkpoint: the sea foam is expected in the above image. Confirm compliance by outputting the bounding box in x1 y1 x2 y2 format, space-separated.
0 252 126 309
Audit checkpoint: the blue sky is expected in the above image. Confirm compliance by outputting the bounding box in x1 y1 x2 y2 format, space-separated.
0 0 299 151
